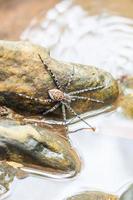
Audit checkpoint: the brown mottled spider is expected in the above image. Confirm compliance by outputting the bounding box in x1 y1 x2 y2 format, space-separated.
18 54 104 132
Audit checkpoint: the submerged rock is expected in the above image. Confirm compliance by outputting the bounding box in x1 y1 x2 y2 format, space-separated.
0 40 119 119
67 191 118 200
0 120 80 178
0 162 27 198
0 162 16 196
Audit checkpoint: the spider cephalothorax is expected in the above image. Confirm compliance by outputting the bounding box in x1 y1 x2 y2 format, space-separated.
48 89 72 103
17 54 104 132
48 89 66 101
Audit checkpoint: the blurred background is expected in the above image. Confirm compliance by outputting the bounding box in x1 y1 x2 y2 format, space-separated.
0 0 58 39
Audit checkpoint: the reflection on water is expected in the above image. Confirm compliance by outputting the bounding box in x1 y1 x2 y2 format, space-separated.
8 0 133 199
22 0 133 78
7 134 133 200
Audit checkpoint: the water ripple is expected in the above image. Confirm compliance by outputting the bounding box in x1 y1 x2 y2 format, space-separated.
21 0 133 78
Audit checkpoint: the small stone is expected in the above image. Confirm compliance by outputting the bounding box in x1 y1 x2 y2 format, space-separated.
119 94 133 118
120 76 133 90
67 191 118 200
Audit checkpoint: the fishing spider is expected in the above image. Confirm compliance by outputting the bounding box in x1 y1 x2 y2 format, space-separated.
18 54 104 132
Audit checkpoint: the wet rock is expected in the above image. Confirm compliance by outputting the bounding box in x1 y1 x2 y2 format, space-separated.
119 76 133 93
67 191 118 200
0 40 119 119
122 76 133 90
0 162 26 197
119 94 133 118
0 162 16 196
120 184 133 200
0 120 80 178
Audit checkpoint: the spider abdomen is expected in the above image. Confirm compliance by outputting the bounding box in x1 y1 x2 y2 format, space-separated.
48 89 65 101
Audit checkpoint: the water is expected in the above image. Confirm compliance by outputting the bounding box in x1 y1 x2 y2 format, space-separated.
7 0 133 199
21 0 133 78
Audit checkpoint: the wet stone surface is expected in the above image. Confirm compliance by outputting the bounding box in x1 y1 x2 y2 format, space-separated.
119 94 133 119
0 163 16 196
0 162 25 197
0 120 80 178
122 76 133 90
66 185 133 200
0 40 119 119
67 191 118 200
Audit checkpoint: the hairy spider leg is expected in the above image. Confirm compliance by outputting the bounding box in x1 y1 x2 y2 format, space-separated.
67 95 103 125
16 93 53 104
64 103 95 131
38 54 62 90
42 102 61 115
71 95 104 103
68 85 104 95
64 66 75 91
61 103 68 132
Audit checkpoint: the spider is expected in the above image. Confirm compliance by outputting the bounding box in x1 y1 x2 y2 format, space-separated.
17 54 104 132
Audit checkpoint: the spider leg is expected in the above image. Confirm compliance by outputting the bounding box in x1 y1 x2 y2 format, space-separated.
71 95 104 103
68 85 104 95
64 66 75 91
61 103 68 133
16 93 53 104
42 102 61 115
64 103 95 132
38 54 62 90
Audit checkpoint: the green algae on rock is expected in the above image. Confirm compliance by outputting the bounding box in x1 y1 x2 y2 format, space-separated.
0 40 119 119
0 120 80 178
67 191 118 200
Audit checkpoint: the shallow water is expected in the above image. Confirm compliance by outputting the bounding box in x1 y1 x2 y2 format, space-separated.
6 0 133 199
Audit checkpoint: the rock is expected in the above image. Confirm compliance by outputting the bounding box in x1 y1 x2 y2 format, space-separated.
66 184 133 200
0 162 16 196
120 184 133 200
122 76 133 90
67 191 118 200
0 161 27 198
0 120 80 178
119 94 133 118
0 40 119 119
